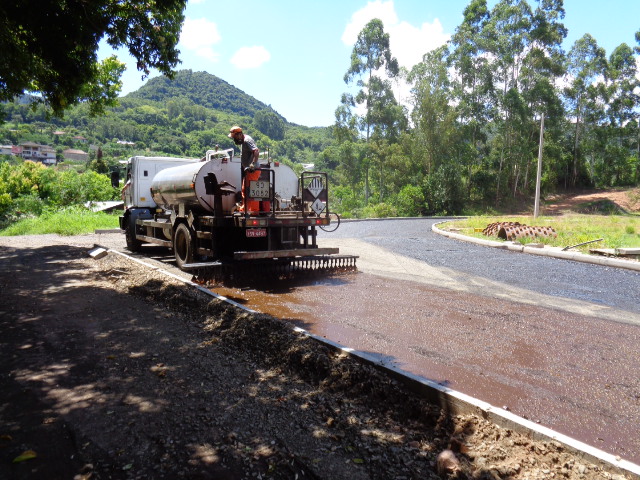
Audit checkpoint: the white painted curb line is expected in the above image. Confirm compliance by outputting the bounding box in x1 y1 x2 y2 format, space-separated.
104 248 640 479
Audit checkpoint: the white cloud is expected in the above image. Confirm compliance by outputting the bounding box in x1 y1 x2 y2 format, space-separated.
230 46 272 69
342 0 450 69
342 0 398 45
391 19 449 68
179 17 221 62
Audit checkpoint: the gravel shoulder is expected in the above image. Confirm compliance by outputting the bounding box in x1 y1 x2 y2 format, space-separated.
0 233 636 480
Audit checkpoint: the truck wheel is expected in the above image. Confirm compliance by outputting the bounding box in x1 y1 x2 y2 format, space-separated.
125 218 143 252
174 223 194 269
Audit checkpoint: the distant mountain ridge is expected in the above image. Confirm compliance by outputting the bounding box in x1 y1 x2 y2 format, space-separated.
126 70 285 122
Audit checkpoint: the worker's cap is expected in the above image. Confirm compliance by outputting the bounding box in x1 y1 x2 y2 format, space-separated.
228 126 242 137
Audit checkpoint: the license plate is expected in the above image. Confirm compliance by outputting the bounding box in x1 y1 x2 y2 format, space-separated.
249 180 270 199
246 228 267 238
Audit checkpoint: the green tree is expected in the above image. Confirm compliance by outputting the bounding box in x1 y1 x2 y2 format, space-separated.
601 43 639 185
0 0 187 117
333 94 359 144
448 0 492 197
339 19 405 204
563 34 607 186
344 19 402 141
423 163 464 215
254 110 285 140
409 47 458 178
483 0 533 202
395 184 424 217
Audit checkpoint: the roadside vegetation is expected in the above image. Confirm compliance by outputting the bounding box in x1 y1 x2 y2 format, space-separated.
2 156 639 254
0 205 119 236
441 213 640 254
0 159 120 235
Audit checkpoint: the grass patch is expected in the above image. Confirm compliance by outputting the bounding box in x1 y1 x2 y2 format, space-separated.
441 214 640 254
0 206 120 236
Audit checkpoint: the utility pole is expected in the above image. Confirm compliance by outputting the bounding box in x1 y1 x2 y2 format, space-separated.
534 113 545 218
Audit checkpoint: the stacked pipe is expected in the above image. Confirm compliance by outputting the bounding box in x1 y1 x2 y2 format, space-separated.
483 222 557 241
483 221 523 237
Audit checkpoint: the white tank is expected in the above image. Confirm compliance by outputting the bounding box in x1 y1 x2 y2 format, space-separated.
150 151 299 214
150 160 225 213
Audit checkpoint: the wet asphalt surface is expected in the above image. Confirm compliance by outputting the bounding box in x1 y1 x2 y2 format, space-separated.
220 218 640 465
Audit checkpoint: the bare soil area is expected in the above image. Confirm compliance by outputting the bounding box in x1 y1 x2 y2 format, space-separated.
0 231 637 478
542 188 640 215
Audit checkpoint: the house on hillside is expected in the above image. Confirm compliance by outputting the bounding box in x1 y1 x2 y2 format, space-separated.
20 142 56 165
2 145 23 156
63 148 89 162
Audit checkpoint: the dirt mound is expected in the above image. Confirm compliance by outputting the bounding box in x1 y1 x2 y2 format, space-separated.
543 188 640 215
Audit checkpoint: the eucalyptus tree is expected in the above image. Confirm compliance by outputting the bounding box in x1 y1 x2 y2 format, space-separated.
481 0 566 201
337 18 406 203
343 19 401 140
514 0 567 195
409 46 457 178
482 0 534 202
447 0 492 198
601 43 639 185
408 46 468 213
635 30 640 182
563 34 607 186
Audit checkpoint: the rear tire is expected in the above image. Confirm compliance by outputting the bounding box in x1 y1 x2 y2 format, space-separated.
174 223 194 269
125 217 143 252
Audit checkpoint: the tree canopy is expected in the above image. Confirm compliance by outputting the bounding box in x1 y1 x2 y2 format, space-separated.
0 0 187 117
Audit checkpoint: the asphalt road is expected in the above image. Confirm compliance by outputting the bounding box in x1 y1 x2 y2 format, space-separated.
307 218 639 465
318 218 640 317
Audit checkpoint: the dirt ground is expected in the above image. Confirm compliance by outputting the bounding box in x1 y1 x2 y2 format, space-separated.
542 188 640 215
1 194 638 479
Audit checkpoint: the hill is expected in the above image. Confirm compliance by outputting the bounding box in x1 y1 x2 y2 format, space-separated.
126 70 285 121
0 69 334 169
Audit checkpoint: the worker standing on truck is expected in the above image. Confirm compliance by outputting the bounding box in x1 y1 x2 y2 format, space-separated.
228 126 259 170
229 125 263 212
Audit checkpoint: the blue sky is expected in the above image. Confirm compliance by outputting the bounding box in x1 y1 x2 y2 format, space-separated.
99 0 640 128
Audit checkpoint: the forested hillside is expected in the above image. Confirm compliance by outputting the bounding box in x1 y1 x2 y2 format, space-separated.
0 68 333 170
129 70 281 120
1 0 640 222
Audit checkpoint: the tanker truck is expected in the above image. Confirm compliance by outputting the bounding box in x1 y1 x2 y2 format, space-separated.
118 148 356 277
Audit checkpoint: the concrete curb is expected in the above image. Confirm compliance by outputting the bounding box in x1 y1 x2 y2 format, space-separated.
107 249 258 314
101 246 640 479
432 221 640 273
